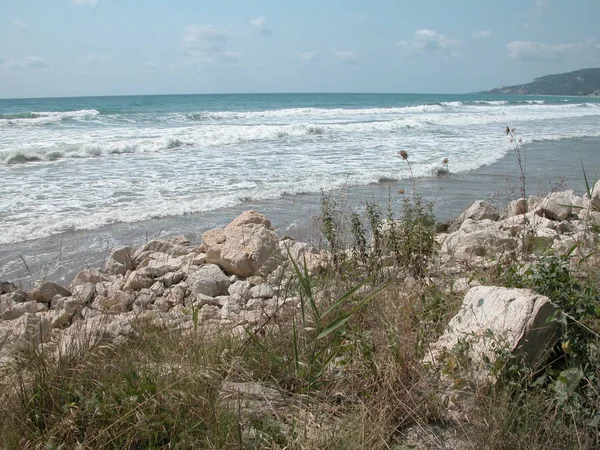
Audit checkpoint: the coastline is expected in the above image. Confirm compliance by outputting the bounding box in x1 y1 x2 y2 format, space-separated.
2 135 600 288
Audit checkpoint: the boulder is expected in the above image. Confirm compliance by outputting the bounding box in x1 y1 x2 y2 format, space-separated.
535 190 577 221
228 280 251 303
202 210 281 278
0 281 18 295
123 270 155 291
105 246 134 276
188 264 232 297
448 201 500 233
70 268 108 290
137 239 191 258
504 198 528 218
0 313 51 355
71 282 96 305
30 281 71 304
138 252 184 277
426 286 558 384
590 179 600 211
250 284 275 299
0 298 38 321
441 220 516 259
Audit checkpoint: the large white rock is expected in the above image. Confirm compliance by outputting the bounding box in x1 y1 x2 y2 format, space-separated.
535 190 578 221
0 299 38 321
441 219 516 259
426 286 558 383
188 264 231 297
590 179 600 211
0 313 51 355
202 211 281 278
105 246 135 276
448 201 500 233
70 268 108 290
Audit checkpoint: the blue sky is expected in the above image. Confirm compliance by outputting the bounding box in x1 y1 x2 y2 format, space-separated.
1 0 599 98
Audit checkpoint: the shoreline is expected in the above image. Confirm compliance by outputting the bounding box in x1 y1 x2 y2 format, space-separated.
2 135 600 288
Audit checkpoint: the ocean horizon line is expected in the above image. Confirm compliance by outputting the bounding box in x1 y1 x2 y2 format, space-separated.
0 90 508 102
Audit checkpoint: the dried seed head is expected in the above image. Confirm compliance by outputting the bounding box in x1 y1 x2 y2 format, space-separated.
398 150 408 160
442 158 449 165
398 189 406 195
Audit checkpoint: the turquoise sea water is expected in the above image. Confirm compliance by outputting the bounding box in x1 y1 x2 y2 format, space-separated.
1 93 600 283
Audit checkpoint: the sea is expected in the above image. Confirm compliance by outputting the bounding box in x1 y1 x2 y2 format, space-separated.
1 93 600 286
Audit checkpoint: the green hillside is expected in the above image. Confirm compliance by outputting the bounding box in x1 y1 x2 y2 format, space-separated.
483 68 600 96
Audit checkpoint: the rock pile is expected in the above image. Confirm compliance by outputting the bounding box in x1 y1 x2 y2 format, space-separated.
0 211 323 363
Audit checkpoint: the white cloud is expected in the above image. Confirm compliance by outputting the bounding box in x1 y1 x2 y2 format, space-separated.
250 16 272 36
330 48 359 63
296 51 318 61
536 0 548 8
397 29 462 56
354 14 366 23
13 20 28 31
181 24 241 64
85 53 107 65
70 0 98 5
472 30 492 39
507 39 600 60
24 56 50 69
0 56 18 68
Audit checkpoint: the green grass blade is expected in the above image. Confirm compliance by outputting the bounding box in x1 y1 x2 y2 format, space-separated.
581 161 592 198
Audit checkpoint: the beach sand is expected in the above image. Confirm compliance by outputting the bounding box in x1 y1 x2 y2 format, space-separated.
2 136 599 288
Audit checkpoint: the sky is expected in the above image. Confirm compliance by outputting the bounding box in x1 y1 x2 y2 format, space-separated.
1 0 599 98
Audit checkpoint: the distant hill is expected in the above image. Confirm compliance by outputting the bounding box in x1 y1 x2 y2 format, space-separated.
481 68 600 96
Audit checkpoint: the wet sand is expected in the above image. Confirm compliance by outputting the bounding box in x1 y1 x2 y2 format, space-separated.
2 136 599 288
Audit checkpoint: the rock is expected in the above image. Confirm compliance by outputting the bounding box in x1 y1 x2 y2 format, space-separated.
279 239 323 274
426 286 558 384
31 281 71 303
71 282 96 305
448 201 500 233
160 271 185 288
535 190 578 221
138 239 191 258
0 289 29 304
188 264 231 297
199 304 221 321
557 220 575 234
134 289 157 309
441 220 516 259
590 179 600 211
138 252 184 277
228 280 251 303
497 212 555 235
452 278 470 294
165 285 186 305
249 283 275 299
105 246 134 276
202 210 282 278
45 309 74 329
0 313 51 355
191 253 207 265
155 298 172 312
123 270 155 291
504 198 528 218
0 281 18 295
0 298 38 320
150 281 165 297
95 290 135 314
69 268 108 290
52 296 84 315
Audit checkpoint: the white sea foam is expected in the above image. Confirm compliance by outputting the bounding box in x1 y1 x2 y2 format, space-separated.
0 109 99 127
1 98 600 245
